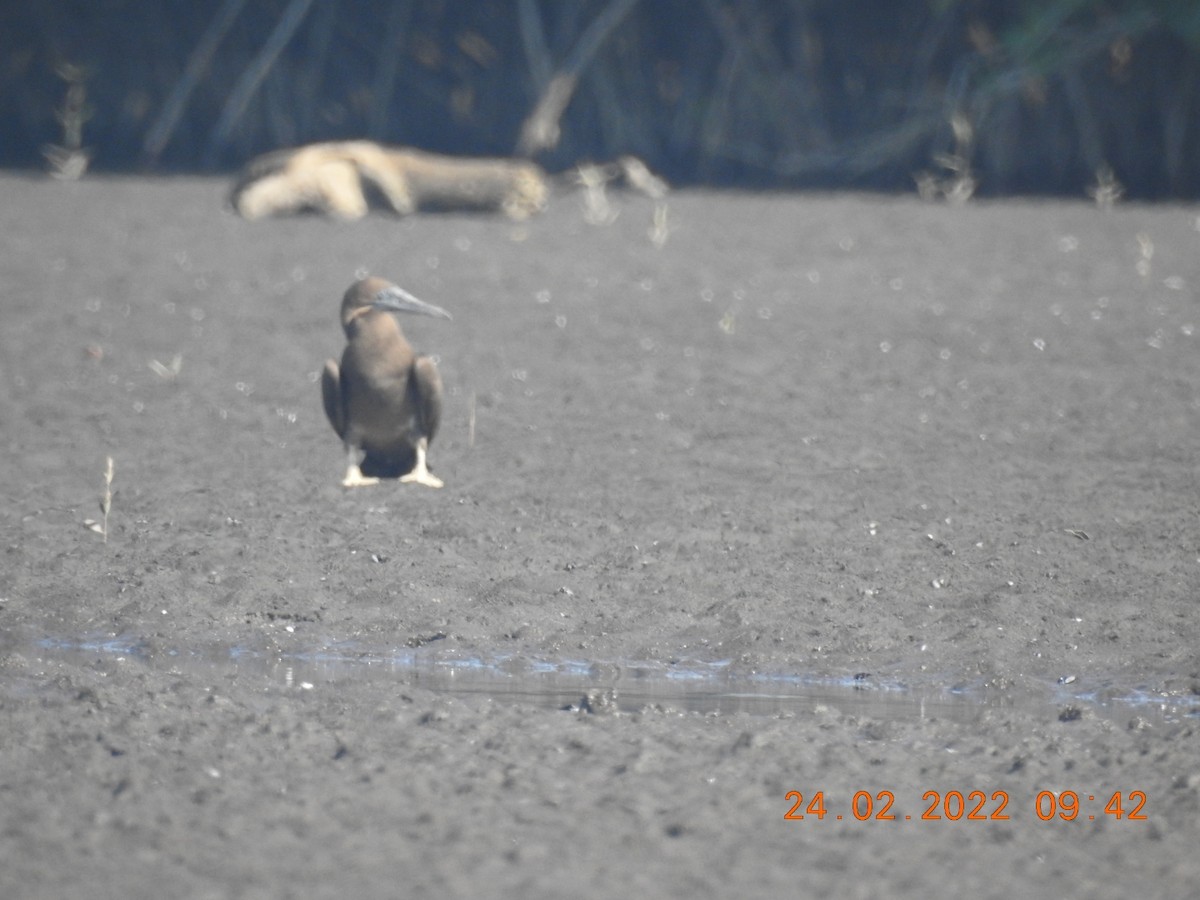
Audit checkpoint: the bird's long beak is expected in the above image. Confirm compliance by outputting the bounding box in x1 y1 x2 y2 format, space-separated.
371 285 453 320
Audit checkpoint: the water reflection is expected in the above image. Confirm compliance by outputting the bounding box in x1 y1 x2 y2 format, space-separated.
15 632 1199 723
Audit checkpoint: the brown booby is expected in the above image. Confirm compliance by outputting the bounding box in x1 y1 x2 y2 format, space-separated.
321 277 452 488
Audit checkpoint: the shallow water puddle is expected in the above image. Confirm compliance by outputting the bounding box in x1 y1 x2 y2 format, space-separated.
10 632 1198 723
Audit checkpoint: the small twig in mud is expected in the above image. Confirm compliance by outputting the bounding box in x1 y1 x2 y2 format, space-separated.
915 112 976 204
576 163 618 225
85 456 114 542
1136 233 1153 279
467 390 476 449
148 354 183 379
914 171 940 201
944 113 976 204
648 201 671 248
43 63 93 180
616 156 668 200
1088 164 1123 210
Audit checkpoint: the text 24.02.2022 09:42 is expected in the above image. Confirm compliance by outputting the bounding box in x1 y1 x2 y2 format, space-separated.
784 789 1147 822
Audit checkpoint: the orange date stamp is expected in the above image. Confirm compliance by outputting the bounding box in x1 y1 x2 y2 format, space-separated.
784 790 1147 822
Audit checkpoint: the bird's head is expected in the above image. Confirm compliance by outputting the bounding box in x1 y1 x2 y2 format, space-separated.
341 276 452 330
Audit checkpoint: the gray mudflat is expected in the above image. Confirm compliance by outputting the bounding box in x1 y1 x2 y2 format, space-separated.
1 175 1198 897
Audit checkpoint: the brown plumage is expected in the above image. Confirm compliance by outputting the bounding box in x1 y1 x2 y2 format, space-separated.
321 277 452 488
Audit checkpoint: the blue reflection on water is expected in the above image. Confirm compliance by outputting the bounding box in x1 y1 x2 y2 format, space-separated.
19 631 1199 722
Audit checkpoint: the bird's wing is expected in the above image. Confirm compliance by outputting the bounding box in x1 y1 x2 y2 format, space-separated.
320 359 346 439
410 355 444 443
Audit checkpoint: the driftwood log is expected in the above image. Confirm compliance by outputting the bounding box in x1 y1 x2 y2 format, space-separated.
231 141 549 220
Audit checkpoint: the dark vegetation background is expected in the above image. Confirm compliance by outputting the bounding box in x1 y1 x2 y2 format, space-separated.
3 0 1200 198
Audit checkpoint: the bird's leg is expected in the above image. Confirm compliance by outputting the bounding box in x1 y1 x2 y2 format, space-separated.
399 437 443 488
341 443 379 488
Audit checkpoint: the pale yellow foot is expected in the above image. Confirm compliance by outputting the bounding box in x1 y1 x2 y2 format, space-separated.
342 465 380 488
399 465 443 489
399 439 443 488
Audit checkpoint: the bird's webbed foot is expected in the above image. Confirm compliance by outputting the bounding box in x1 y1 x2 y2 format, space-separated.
398 437 443 488
341 463 380 488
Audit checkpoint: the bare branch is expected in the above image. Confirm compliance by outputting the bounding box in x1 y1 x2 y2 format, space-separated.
516 0 640 156
142 0 248 163
204 0 317 165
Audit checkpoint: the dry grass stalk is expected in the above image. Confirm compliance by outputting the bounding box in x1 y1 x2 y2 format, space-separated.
467 390 476 449
101 455 113 542
648 201 671 248
85 456 114 541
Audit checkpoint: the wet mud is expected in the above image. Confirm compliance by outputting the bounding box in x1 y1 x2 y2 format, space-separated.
1 175 1198 897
